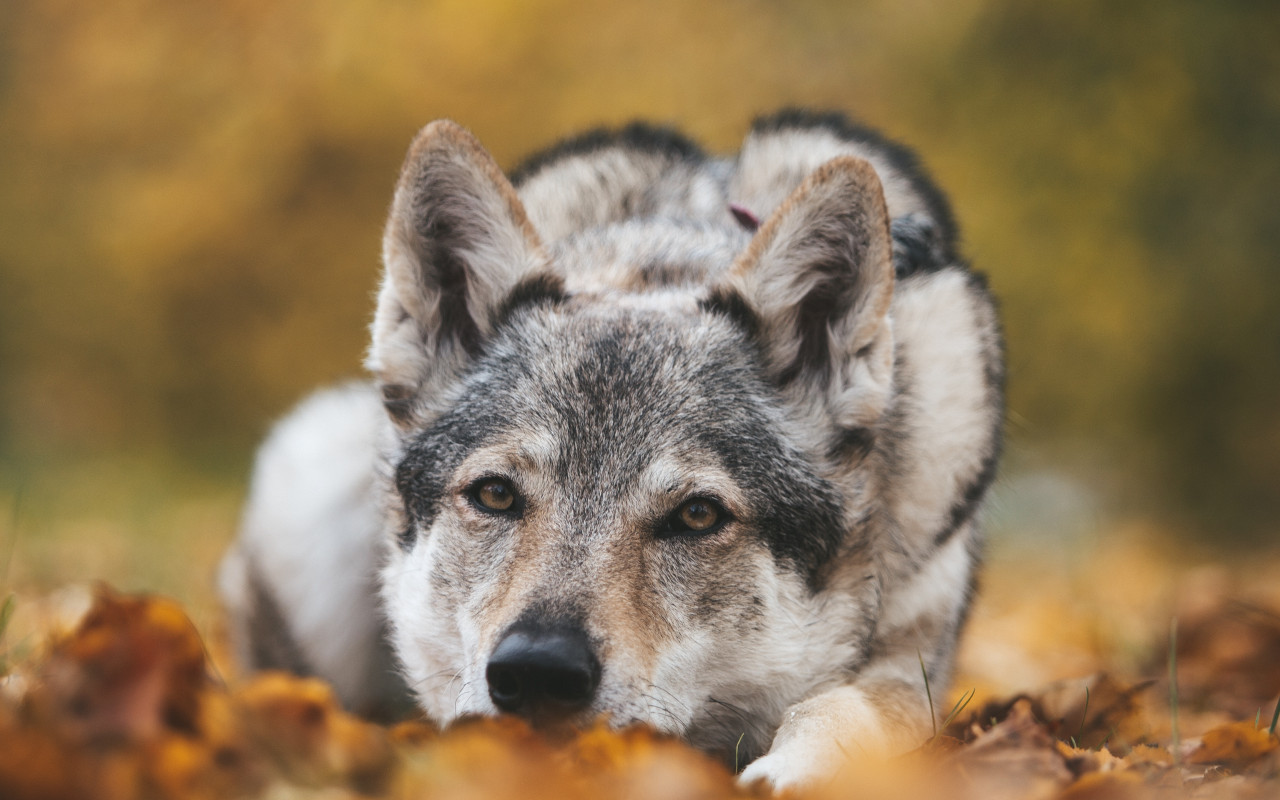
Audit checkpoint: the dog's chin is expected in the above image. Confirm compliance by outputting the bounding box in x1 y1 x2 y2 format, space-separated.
449 708 608 743
448 700 691 743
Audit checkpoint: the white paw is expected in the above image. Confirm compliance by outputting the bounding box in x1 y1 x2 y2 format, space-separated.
737 741 838 795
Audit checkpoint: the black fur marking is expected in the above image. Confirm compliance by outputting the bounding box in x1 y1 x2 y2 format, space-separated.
931 448 1001 550
932 270 1005 552
394 408 504 551
891 213 949 278
492 273 567 331
246 565 312 676
509 122 706 186
396 522 416 551
965 268 1008 399
828 426 875 463
698 420 848 591
381 383 416 424
751 108 960 261
508 604 593 639
699 288 763 343
777 275 840 387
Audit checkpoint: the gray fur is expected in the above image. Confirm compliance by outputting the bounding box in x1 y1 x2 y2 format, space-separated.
219 110 1004 791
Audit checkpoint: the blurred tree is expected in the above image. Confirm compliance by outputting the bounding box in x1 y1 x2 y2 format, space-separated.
919 0 1280 537
0 0 1275 539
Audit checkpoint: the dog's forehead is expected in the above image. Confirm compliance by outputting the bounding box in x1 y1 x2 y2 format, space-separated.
472 306 769 463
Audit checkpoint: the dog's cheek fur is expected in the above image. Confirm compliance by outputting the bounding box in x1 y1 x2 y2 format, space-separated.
381 525 471 721
412 500 563 720
627 538 879 762
387 462 578 722
577 535 771 736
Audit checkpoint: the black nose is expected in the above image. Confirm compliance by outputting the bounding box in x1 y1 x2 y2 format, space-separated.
486 622 601 718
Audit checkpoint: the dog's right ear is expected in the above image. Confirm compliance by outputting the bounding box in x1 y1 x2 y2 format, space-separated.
368 121 550 425
712 156 895 430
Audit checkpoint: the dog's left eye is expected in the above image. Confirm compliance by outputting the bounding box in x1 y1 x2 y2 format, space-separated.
469 477 520 514
663 497 729 536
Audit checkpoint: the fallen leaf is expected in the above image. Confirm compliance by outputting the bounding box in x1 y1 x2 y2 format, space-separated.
1184 721 1278 769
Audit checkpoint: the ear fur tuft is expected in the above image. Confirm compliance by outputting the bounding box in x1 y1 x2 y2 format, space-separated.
368 121 548 422
721 156 895 427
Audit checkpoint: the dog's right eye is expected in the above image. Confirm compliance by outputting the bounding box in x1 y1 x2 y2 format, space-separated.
661 497 730 537
469 477 520 514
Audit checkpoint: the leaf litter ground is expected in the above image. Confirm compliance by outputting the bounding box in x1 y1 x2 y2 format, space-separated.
1 532 1278 799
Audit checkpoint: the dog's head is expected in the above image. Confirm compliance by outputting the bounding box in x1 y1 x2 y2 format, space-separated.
369 121 895 759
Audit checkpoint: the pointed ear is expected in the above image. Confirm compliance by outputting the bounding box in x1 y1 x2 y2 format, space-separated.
717 156 895 427
368 121 552 423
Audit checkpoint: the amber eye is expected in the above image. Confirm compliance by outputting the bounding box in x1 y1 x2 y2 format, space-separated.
667 497 728 535
471 478 518 513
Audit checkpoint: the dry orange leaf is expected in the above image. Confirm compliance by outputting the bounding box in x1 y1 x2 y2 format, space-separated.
4 586 1280 800
1184 721 1278 768
1054 770 1144 800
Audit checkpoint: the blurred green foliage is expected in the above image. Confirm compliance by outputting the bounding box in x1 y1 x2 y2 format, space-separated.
0 0 1276 540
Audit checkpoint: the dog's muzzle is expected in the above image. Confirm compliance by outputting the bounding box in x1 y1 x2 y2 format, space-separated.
485 621 601 720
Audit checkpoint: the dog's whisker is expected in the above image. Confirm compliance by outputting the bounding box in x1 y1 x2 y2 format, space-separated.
638 693 685 732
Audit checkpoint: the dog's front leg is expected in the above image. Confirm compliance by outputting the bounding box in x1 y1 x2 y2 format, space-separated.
738 670 933 793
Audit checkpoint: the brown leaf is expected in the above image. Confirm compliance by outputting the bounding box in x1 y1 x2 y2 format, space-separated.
569 723 739 800
945 676 1153 753
1167 595 1280 718
1037 675 1155 752
943 700 1075 800
1184 721 1278 769
234 671 396 794
34 587 208 744
1055 770 1146 800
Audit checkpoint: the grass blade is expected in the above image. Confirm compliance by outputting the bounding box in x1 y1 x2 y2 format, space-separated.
919 652 937 737
1078 685 1091 741
2 484 23 587
1098 727 1115 751
0 593 14 677
0 593 13 639
939 688 976 734
1169 618 1180 759
1270 697 1280 738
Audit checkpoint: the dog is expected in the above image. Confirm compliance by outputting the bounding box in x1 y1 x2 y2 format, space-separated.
218 109 1004 791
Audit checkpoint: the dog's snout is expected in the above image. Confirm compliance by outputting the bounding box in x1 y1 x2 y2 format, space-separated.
486 623 600 718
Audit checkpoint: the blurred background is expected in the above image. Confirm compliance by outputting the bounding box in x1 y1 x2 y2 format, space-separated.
0 0 1277 623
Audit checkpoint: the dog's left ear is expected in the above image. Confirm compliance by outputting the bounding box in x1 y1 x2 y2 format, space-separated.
715 156 895 428
368 121 550 423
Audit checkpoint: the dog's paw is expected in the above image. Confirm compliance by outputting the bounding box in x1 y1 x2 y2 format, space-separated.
737 740 837 795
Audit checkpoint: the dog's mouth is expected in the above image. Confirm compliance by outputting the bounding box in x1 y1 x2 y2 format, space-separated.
461 709 593 742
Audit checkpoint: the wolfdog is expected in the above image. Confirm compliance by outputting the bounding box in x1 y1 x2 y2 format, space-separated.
219 110 1004 790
